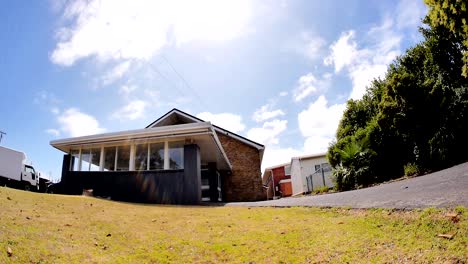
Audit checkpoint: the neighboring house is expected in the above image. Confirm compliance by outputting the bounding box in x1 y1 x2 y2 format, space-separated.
261 163 292 199
290 153 333 196
50 108 266 204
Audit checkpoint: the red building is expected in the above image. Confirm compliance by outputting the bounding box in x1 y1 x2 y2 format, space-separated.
262 163 292 199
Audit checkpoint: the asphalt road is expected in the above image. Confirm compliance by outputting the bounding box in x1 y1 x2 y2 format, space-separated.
227 162 468 209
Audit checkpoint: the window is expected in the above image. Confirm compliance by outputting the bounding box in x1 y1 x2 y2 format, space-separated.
284 165 291 176
168 141 184 169
135 144 148 171
89 148 101 171
116 146 130 171
70 150 80 171
25 165 36 180
321 163 331 172
103 147 116 171
315 164 321 172
81 149 91 171
149 142 164 170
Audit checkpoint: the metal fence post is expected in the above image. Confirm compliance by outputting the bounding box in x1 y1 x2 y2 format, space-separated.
321 168 326 187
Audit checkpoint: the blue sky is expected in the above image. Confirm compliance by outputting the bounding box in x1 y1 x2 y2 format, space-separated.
0 0 427 180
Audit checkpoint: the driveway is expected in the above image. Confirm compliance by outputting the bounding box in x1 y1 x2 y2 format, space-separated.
227 162 468 209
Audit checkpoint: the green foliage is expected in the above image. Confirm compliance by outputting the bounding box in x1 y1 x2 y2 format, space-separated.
313 185 330 194
328 14 468 191
404 163 420 177
425 0 468 76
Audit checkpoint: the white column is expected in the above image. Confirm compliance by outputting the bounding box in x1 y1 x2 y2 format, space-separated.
164 141 169 170
114 147 118 171
99 146 105 171
129 144 136 171
78 148 82 172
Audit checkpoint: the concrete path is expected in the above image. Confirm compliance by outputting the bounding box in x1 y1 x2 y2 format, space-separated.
227 162 468 209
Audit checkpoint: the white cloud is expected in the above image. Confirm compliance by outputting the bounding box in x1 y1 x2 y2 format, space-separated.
293 73 331 102
252 104 285 123
324 18 403 100
261 146 302 171
45 128 61 137
303 135 332 154
51 0 254 66
298 95 345 151
51 107 60 115
111 100 147 121
324 31 358 73
247 119 287 145
396 0 427 29
279 91 288 97
101 60 132 85
197 112 245 133
57 108 106 137
301 32 326 61
119 84 137 95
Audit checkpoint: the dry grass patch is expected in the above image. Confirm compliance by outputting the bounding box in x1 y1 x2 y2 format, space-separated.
0 187 466 263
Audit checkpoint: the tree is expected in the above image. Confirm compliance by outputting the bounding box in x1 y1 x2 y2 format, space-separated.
425 0 468 76
328 16 468 190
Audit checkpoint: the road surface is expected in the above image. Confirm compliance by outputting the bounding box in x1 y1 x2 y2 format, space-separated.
227 162 468 209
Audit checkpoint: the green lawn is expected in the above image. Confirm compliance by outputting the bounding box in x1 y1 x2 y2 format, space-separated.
0 187 466 263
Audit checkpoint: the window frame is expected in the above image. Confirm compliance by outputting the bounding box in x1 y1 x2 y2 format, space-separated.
68 139 185 172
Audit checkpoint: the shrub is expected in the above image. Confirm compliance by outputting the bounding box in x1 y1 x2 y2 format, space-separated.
404 163 420 177
313 185 330 194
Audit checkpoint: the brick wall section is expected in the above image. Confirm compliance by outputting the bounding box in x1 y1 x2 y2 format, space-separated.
272 167 287 185
217 133 266 202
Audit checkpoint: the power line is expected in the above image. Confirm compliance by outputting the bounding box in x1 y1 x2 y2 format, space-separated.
161 55 208 109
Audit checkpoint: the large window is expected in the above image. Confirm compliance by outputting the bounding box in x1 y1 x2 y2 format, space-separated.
90 148 101 171
79 148 101 171
103 147 116 171
81 149 91 171
135 144 148 171
68 141 184 172
70 150 80 171
149 142 164 170
116 146 130 171
168 141 184 169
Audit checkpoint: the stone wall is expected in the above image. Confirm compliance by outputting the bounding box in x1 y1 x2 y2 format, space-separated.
217 133 266 202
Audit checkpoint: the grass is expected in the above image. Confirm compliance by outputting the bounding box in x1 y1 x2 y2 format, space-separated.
0 187 466 263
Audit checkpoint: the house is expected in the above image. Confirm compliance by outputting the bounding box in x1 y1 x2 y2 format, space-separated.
290 153 333 196
50 108 266 204
261 163 292 199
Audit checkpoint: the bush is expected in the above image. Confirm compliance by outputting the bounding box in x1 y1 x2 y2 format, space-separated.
404 163 420 177
333 166 355 191
313 185 330 194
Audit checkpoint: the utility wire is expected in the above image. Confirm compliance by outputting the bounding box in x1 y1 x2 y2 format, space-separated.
161 55 208 109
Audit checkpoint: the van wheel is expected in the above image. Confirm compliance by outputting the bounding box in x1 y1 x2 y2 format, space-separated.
24 184 30 191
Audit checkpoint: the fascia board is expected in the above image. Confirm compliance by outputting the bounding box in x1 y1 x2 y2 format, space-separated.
51 122 212 148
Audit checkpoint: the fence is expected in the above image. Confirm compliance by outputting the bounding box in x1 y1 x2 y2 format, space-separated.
305 164 333 192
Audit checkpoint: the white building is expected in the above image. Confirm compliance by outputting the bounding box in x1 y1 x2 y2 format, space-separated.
290 153 333 196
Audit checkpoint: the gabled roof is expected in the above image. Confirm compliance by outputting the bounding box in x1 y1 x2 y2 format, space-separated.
146 108 265 152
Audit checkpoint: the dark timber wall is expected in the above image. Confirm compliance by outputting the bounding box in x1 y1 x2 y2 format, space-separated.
60 144 201 204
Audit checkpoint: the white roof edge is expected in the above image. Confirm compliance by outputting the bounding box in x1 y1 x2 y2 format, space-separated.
213 127 264 150
147 109 197 128
263 162 290 171
209 127 233 170
51 122 212 147
291 152 327 160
